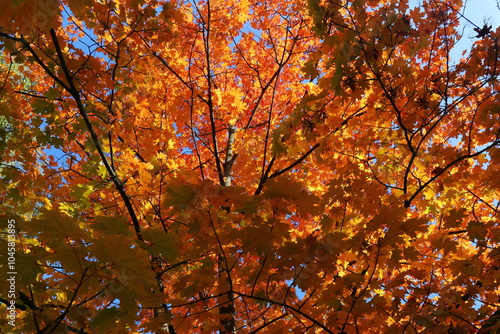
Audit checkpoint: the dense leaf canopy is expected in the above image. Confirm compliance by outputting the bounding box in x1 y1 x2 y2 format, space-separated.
1 0 499 333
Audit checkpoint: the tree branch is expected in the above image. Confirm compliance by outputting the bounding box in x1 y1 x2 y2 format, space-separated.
49 28 143 240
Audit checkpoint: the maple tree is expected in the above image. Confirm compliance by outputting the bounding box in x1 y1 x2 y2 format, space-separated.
0 0 499 332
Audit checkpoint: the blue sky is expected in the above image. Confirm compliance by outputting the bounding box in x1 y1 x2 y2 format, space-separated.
453 0 500 57
408 0 500 60
462 0 499 27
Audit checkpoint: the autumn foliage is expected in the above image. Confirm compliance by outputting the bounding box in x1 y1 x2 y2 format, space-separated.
0 0 499 332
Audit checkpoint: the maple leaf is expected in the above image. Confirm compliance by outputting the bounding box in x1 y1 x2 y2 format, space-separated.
474 24 492 38
1 0 500 332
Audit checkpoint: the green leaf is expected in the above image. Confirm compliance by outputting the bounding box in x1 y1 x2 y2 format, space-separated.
93 216 134 236
91 307 120 331
70 184 95 209
271 131 288 156
31 99 55 115
16 252 44 283
45 87 61 100
164 181 196 211
27 207 89 245
141 227 180 262
302 59 320 80
90 234 157 291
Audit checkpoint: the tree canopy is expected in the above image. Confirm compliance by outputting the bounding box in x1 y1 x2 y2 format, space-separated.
0 0 499 333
